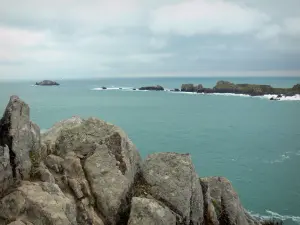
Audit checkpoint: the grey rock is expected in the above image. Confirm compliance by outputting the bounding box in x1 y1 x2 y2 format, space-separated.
0 145 13 196
0 181 77 225
200 177 261 225
0 96 41 184
139 85 164 91
128 197 176 225
141 152 203 225
35 80 59 86
43 117 141 225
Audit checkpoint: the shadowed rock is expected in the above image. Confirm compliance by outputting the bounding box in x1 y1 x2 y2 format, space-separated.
35 80 59 86
139 85 164 91
0 96 40 195
200 177 261 225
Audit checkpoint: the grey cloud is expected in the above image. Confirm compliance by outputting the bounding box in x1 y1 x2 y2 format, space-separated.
0 0 299 79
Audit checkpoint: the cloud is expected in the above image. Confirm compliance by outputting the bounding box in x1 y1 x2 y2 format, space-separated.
0 0 300 79
150 0 270 36
256 24 282 40
284 17 300 37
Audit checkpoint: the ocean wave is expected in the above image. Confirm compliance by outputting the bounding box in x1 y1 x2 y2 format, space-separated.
250 210 300 224
91 87 133 91
264 151 300 164
258 94 300 101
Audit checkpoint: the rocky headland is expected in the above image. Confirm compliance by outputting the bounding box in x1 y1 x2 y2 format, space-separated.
0 96 282 225
180 81 300 97
35 80 60 86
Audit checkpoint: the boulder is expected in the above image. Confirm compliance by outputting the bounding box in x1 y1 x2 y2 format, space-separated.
139 85 164 91
35 80 59 86
43 117 142 225
200 177 261 225
0 181 77 225
128 197 176 225
140 152 203 225
181 84 195 92
0 96 41 185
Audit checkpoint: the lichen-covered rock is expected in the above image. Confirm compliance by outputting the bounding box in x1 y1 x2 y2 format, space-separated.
0 96 40 187
200 177 261 225
0 145 13 196
0 181 77 225
42 117 141 225
141 152 203 225
128 197 176 225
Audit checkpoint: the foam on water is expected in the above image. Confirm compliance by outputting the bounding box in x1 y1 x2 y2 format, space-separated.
258 94 300 101
91 87 133 91
250 210 300 224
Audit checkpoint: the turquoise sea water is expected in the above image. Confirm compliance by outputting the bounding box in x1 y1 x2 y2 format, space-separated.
0 77 300 224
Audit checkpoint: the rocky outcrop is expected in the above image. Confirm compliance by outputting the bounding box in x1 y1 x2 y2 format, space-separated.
0 96 40 196
134 152 203 225
181 84 203 92
0 96 281 225
180 81 300 96
200 177 262 225
139 85 164 91
35 80 59 86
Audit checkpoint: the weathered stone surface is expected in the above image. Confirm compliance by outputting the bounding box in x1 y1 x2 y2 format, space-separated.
41 116 83 156
42 117 141 225
128 197 176 225
35 80 59 86
200 177 261 225
0 96 40 184
0 181 77 225
0 145 13 196
141 152 203 225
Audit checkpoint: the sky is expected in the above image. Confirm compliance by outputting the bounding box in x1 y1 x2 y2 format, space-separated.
0 0 300 80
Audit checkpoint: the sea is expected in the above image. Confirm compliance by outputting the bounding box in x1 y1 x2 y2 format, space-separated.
0 77 299 224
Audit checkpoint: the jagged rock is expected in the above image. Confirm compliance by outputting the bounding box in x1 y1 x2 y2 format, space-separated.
140 152 203 225
128 197 176 225
200 177 261 225
139 85 164 91
181 84 195 92
0 181 77 225
0 145 13 196
35 80 59 86
42 116 83 156
43 117 141 225
0 96 41 186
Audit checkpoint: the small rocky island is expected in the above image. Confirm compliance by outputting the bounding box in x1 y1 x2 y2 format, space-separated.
0 96 281 225
35 80 60 86
139 85 164 91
